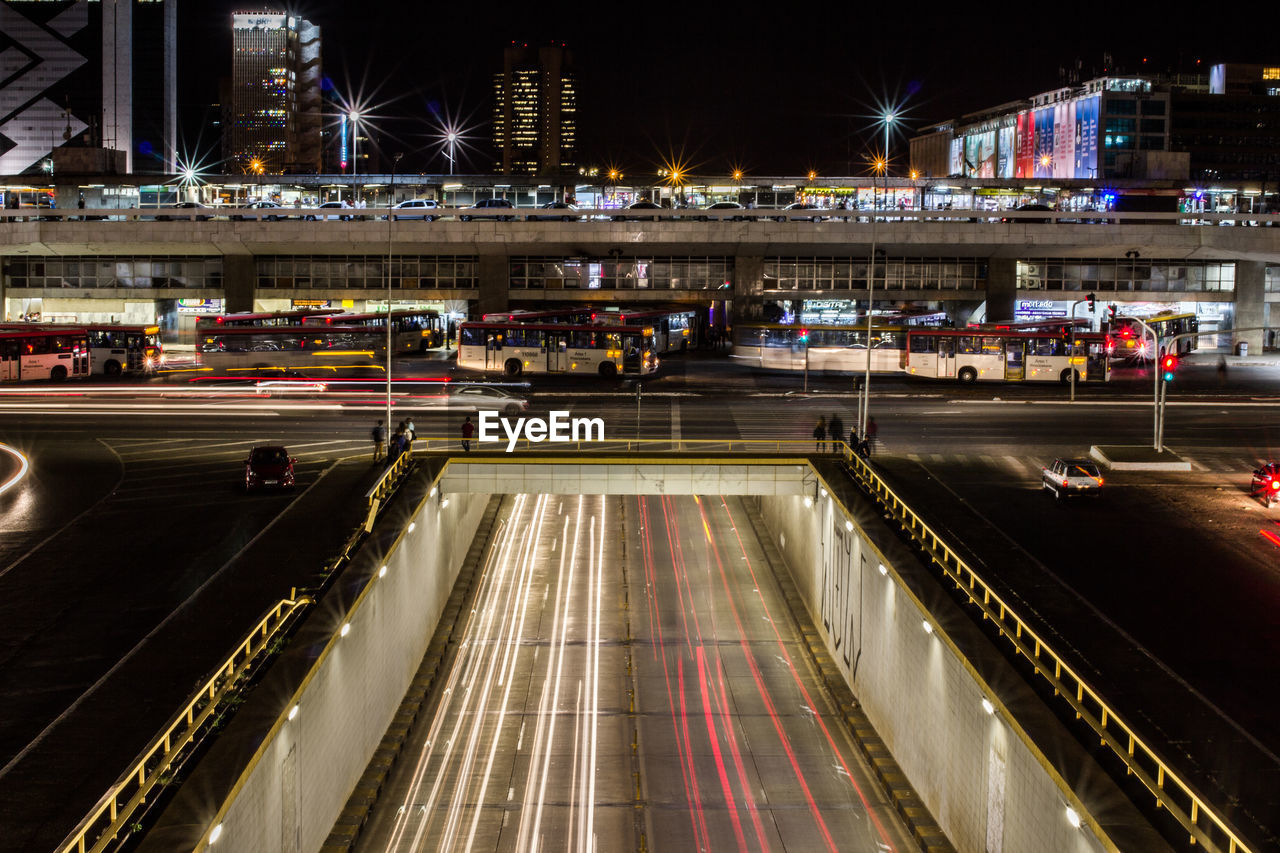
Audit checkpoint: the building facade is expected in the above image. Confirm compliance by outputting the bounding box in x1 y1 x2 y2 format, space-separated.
492 44 576 176
0 0 176 176
225 12 322 174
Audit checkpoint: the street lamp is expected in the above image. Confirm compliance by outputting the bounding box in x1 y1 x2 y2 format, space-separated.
348 111 362 177
446 132 458 175
385 151 403 431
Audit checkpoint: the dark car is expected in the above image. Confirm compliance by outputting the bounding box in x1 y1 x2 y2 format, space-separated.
460 198 515 221
157 201 213 222
244 445 297 491
1003 203 1054 224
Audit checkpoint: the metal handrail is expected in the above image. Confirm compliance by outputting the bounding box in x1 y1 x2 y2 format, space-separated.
834 443 1251 853
56 596 311 853
410 437 829 455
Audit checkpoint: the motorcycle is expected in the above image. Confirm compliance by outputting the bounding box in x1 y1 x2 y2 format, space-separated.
1251 462 1280 506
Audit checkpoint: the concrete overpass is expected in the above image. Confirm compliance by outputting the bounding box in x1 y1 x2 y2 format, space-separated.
2 208 1279 350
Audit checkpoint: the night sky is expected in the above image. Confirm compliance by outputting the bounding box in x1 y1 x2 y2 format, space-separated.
179 3 1275 176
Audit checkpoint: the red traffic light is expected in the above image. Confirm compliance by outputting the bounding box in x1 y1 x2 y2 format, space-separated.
1161 355 1177 370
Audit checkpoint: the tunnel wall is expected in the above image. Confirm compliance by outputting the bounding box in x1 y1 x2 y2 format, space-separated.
139 483 491 853
756 489 1164 853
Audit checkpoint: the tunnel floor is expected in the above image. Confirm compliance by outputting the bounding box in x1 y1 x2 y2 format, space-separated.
356 493 915 852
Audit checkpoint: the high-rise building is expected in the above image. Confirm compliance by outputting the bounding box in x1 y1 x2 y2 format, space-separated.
492 44 576 176
0 0 177 176
225 11 322 174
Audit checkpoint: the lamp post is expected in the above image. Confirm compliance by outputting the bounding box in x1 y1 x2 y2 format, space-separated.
349 111 361 178
861 156 887 438
446 132 457 175
385 152 402 431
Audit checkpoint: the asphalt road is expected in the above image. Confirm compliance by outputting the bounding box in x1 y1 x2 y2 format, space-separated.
0 351 1277 848
357 493 913 853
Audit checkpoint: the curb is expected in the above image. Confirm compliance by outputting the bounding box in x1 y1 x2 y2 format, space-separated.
744 500 956 853
319 495 502 853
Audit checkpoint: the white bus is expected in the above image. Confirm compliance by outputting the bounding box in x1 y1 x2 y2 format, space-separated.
458 320 658 378
731 323 910 374
900 328 1112 383
0 328 90 381
303 309 446 351
197 325 387 374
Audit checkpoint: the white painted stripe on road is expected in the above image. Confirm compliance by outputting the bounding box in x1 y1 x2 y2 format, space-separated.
1003 455 1032 476
671 401 681 443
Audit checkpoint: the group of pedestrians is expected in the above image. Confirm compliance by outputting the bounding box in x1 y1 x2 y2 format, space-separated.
812 413 876 458
370 417 416 464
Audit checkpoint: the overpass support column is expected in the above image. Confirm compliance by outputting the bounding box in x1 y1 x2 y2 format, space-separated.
223 254 254 313
733 254 764 323
986 257 1017 322
1234 260 1265 354
477 251 509 317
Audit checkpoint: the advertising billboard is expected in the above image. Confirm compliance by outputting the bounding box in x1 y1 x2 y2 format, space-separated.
1034 107 1054 178
964 130 997 178
949 137 964 176
1053 102 1074 179
998 126 1016 178
1016 111 1035 178
1074 95 1099 178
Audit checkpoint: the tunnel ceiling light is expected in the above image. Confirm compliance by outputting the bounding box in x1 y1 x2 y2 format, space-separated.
819 488 828 499
429 486 437 498
408 522 416 533
209 823 223 844
441 498 450 509
981 698 995 715
878 563 888 576
922 620 933 634
844 519 854 532
379 565 388 578
288 704 299 721
340 623 351 637
803 496 813 508
1066 807 1081 828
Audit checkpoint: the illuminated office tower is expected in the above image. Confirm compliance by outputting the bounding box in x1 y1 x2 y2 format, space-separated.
492 44 576 176
226 12 322 174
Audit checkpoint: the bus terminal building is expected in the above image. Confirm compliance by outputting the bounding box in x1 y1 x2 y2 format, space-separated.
1 177 1279 353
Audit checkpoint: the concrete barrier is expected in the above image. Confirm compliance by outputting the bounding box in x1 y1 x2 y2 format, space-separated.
137 474 490 853
756 485 1171 853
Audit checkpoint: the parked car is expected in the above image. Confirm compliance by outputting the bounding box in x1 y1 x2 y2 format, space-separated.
778 202 823 222
232 200 287 221
390 199 440 221
244 445 297 491
613 200 663 222
305 201 352 221
460 198 515 221
157 201 214 221
1041 457 1103 500
530 201 580 222
699 201 745 221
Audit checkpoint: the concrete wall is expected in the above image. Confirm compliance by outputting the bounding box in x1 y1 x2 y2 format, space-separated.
757 489 1168 853
440 460 810 496
138 481 490 853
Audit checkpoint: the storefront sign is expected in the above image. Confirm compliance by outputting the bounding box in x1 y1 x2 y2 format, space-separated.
176 298 223 314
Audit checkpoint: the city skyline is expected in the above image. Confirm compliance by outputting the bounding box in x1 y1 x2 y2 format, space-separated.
171 2 1280 176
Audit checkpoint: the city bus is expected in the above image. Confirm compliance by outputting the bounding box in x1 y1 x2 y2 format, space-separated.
195 309 345 332
900 327 1112 383
457 320 658 377
1110 312 1199 361
196 325 387 374
730 322 912 374
480 307 700 353
0 323 162 375
0 328 90 381
304 309 445 351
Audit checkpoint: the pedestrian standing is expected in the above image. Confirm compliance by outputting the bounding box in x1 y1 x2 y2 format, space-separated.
461 415 474 452
404 417 416 449
813 415 827 452
866 416 878 451
829 413 845 451
371 419 385 463
389 425 405 464
1217 356 1228 386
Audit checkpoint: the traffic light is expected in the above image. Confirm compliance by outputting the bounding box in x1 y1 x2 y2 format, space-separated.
1060 325 1070 340
1107 304 1117 322
798 328 809 344
1161 353 1177 381
1086 292 1096 311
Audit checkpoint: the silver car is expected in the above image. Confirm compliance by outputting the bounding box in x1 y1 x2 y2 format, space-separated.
448 385 528 416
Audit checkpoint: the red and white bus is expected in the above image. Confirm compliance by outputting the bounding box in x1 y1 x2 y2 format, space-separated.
195 309 345 332
458 319 659 377
196 325 387 374
901 327 1112 383
303 309 445 351
0 323 162 375
0 328 90 381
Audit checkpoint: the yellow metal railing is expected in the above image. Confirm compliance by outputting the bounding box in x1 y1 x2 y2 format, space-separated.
56 596 311 853
410 436 825 455
364 450 415 531
834 443 1251 853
